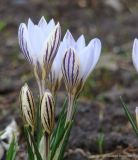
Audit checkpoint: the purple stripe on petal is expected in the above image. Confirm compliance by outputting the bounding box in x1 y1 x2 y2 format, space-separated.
63 52 69 85
19 25 32 64
43 24 61 75
74 66 79 85
48 28 58 62
67 49 71 83
71 49 75 85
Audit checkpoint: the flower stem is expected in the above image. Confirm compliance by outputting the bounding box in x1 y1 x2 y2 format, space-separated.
41 79 45 94
34 68 43 98
45 133 50 159
66 94 74 124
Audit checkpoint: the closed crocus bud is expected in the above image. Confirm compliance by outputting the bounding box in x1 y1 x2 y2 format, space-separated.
41 91 55 135
135 107 138 127
132 38 138 72
62 30 101 97
20 84 35 129
18 16 61 80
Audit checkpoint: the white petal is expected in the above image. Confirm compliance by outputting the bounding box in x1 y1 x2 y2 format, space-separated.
38 16 48 37
28 18 34 29
30 26 44 59
27 19 41 54
50 56 62 84
80 38 101 80
38 16 47 28
50 40 70 83
41 23 61 68
18 23 34 64
63 30 76 49
44 19 56 38
27 18 35 37
132 38 138 72
76 35 86 51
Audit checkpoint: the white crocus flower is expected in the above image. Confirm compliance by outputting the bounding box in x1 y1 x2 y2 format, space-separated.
62 30 101 98
18 17 61 96
132 38 138 72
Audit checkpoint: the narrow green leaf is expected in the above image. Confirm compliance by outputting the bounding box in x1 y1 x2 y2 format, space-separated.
120 96 138 136
26 127 43 160
51 98 67 142
35 100 43 145
57 121 73 160
97 133 104 154
50 115 68 160
6 136 18 160
50 98 67 148
24 127 34 160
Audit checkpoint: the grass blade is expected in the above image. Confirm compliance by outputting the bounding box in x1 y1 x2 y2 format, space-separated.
6 136 18 160
24 127 35 160
57 121 73 160
25 127 43 160
120 96 138 136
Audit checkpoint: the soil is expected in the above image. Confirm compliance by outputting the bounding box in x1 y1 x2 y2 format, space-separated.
0 0 138 159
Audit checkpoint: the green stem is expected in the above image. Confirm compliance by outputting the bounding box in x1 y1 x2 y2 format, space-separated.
66 94 74 124
45 133 50 159
34 68 43 98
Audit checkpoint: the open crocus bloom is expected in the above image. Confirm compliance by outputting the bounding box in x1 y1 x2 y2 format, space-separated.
62 30 101 97
132 38 138 72
18 16 61 79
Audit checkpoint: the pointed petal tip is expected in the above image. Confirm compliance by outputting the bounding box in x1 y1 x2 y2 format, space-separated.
80 34 85 38
24 83 28 87
49 18 55 24
39 16 46 22
38 16 47 26
64 30 74 41
77 34 85 45
133 38 138 51
28 18 33 23
55 22 61 29
134 38 138 46
66 29 71 35
41 16 45 20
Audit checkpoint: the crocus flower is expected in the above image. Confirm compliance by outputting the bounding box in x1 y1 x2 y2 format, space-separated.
132 38 138 72
41 90 55 135
62 30 101 98
20 84 35 130
18 17 61 95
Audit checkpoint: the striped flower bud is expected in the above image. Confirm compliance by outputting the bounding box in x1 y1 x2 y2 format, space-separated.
20 84 35 129
62 48 83 97
41 91 55 135
62 30 101 98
